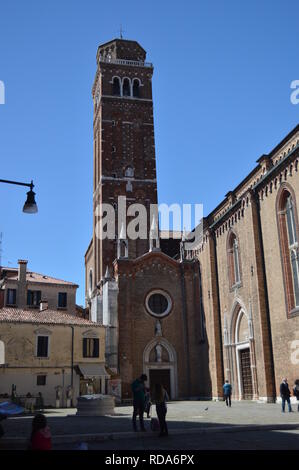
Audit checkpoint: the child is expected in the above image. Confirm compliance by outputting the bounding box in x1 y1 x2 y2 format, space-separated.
29 413 52 450
154 383 169 437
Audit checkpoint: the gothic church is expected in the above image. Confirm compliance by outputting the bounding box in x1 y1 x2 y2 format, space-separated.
85 38 299 403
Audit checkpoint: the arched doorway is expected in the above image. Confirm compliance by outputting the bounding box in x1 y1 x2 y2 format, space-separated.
143 338 178 399
224 299 258 400
235 310 253 400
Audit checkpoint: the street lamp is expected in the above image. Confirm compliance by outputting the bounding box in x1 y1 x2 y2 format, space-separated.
0 179 38 214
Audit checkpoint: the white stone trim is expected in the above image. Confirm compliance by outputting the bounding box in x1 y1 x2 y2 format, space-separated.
236 342 250 399
143 337 178 399
145 289 172 318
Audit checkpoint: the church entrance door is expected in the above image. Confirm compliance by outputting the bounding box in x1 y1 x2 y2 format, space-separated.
149 369 171 399
239 347 253 399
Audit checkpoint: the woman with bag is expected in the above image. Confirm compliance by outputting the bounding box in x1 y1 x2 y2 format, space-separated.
154 383 169 437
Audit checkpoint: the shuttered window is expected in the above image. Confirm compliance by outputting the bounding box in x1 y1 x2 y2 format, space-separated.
27 290 41 307
37 336 49 357
83 338 99 358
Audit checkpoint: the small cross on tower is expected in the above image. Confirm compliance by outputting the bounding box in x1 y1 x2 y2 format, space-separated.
119 24 125 39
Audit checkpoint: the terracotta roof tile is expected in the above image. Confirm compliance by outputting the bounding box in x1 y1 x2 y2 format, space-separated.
1 268 78 287
0 307 97 326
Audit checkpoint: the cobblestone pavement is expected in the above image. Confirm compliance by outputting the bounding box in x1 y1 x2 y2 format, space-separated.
53 429 299 450
2 400 299 440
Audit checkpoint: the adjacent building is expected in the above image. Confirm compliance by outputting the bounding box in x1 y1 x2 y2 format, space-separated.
0 261 108 407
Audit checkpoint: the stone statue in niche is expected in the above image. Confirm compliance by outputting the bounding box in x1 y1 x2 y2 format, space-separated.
155 343 162 363
155 320 162 337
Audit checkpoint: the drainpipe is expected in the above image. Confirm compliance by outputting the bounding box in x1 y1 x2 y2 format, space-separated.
71 326 74 406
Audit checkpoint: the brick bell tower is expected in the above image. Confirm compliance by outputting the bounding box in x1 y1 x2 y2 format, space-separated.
91 38 158 286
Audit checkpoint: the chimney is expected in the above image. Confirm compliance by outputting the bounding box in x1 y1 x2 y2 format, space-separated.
17 259 28 308
40 299 48 311
18 259 28 283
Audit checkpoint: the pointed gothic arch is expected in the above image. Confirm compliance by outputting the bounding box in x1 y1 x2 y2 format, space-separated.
276 182 299 316
226 230 242 288
143 337 178 399
224 299 257 400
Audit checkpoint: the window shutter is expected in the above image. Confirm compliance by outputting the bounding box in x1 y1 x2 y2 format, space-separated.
27 290 31 305
37 336 48 357
83 338 87 357
93 339 99 358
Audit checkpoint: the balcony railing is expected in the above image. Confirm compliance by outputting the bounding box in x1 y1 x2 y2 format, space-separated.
99 57 153 68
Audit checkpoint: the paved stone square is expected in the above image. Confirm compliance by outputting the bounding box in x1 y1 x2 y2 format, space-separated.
53 429 299 450
1 400 299 448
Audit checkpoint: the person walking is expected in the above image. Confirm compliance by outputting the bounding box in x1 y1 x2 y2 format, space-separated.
223 380 232 407
154 383 169 437
131 374 147 432
293 379 299 412
28 414 52 450
280 378 293 413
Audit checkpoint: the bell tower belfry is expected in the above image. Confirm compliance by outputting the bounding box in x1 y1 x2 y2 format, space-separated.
90 38 158 288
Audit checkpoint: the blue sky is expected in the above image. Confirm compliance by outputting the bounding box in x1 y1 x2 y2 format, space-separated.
0 0 298 306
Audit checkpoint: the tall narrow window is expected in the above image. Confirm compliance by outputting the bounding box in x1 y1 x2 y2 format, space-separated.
27 290 41 307
132 79 140 98
37 336 49 358
122 78 131 97
89 270 93 296
6 289 16 306
58 292 67 308
233 238 241 284
112 77 120 96
227 232 241 288
278 188 299 314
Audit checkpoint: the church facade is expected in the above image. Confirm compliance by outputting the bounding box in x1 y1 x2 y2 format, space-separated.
85 37 299 402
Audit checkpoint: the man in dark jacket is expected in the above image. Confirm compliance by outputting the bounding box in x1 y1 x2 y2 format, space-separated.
131 374 147 431
280 378 292 412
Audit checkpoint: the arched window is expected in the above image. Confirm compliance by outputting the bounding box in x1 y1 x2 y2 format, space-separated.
227 231 241 288
112 77 121 96
122 78 131 97
277 187 299 314
132 79 140 98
